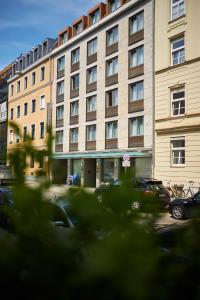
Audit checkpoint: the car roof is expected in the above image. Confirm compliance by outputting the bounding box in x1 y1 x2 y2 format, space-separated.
136 177 162 183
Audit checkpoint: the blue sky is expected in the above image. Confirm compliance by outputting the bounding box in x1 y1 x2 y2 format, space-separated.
0 0 99 71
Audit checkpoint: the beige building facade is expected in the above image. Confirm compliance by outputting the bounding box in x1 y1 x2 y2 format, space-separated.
7 38 56 179
52 0 154 186
154 0 200 188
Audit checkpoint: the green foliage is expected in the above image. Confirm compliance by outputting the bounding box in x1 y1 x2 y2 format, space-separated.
0 123 200 299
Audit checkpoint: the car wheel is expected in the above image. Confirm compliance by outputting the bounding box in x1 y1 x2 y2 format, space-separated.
171 205 185 220
131 201 140 210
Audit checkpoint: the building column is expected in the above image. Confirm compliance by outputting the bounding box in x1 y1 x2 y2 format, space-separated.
96 158 102 187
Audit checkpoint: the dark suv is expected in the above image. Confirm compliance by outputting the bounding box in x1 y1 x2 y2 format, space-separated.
95 177 170 211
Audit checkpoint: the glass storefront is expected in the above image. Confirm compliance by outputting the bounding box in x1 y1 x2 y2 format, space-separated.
72 159 81 176
102 159 116 183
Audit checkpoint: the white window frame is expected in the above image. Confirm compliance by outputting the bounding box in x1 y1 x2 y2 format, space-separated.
107 26 118 47
40 95 45 110
171 137 185 166
171 88 185 117
130 11 144 35
171 36 185 66
171 0 185 21
129 81 144 102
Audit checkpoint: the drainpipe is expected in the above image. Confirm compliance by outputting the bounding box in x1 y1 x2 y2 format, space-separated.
152 0 156 178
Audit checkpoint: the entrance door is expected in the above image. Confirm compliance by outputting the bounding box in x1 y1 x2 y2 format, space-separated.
84 159 96 187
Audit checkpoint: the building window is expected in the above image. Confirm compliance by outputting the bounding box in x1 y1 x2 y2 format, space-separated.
129 116 144 136
60 32 67 45
24 77 28 89
87 125 96 141
70 101 79 116
130 46 144 68
56 105 64 120
43 41 48 56
90 10 100 25
129 81 144 101
34 48 38 61
87 95 97 112
57 56 65 72
56 130 63 145
130 11 144 34
57 81 64 95
11 85 14 96
106 121 118 139
40 122 44 139
88 38 97 56
171 36 185 65
9 130 13 144
106 57 118 77
10 108 14 120
87 66 97 84
74 22 83 35
71 48 80 65
32 72 36 85
41 66 45 81
16 128 20 143
32 99 36 113
109 0 120 12
24 103 28 116
23 127 27 142
17 81 20 93
70 128 78 143
17 105 20 118
171 89 185 116
171 138 185 165
106 89 118 107
71 74 79 90
30 153 34 168
31 124 35 140
107 26 118 47
171 0 185 20
40 95 45 110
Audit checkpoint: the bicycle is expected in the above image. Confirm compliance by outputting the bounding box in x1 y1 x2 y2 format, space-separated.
183 181 197 198
166 181 184 199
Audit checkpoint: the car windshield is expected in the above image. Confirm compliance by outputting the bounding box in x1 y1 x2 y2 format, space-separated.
112 180 121 186
147 181 165 191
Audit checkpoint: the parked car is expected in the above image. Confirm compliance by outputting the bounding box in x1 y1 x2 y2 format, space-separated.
169 191 200 220
95 177 170 211
0 187 13 228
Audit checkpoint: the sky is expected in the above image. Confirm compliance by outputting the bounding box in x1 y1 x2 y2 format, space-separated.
0 0 100 71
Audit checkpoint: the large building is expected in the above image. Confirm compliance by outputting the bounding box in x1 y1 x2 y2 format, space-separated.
7 38 56 179
51 0 154 187
154 0 200 187
0 65 12 165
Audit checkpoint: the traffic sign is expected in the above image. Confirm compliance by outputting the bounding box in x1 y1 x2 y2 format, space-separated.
123 154 130 161
122 161 131 168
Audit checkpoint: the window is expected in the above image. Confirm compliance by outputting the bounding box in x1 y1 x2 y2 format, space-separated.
171 36 185 65
107 57 118 77
17 81 20 93
56 130 63 145
88 38 97 56
16 128 19 143
23 127 27 142
30 153 34 168
106 89 118 107
71 74 79 90
71 101 79 116
24 77 28 89
43 41 47 56
56 105 64 120
171 89 185 116
60 32 67 45
129 81 144 101
87 95 97 112
130 11 144 34
34 48 38 61
87 66 97 84
70 128 78 143
31 124 35 140
57 56 65 72
9 130 13 144
57 81 64 95
90 10 100 25
129 116 144 136
11 85 14 96
40 122 44 139
130 46 144 68
107 26 118 46
171 138 185 165
40 95 45 110
74 22 83 35
32 99 36 113
17 106 20 118
87 125 96 141
106 121 118 139
109 0 120 12
71 48 80 65
171 0 185 20
41 67 45 81
10 108 14 120
24 103 28 116
32 72 36 85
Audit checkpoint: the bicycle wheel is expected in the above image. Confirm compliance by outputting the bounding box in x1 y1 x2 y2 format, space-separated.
183 189 193 198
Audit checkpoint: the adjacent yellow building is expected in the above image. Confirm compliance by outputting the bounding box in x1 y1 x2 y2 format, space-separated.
154 0 200 188
7 38 56 178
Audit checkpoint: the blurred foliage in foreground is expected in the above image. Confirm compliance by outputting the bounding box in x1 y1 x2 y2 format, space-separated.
0 125 200 300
